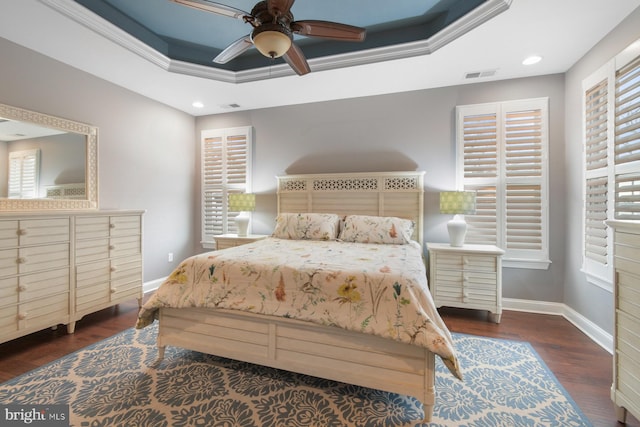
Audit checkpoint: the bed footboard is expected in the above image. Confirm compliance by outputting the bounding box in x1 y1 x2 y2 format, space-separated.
156 307 435 422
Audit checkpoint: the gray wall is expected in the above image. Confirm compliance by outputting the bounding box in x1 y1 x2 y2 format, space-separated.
564 7 640 334
0 37 196 282
196 74 567 305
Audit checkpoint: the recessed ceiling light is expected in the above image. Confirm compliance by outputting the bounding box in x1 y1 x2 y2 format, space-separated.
522 55 542 65
192 101 204 108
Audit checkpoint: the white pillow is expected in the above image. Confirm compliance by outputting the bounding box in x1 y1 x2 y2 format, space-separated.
339 215 414 244
272 213 340 241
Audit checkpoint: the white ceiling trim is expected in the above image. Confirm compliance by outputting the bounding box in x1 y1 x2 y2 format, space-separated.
41 0 512 84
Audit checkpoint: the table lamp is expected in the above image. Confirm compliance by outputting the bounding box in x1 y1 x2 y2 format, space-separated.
228 193 255 237
440 191 476 247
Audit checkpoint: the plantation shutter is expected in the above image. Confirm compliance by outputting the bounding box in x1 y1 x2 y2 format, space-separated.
457 98 549 268
8 149 40 199
581 43 640 289
460 111 499 245
201 127 252 246
614 54 640 220
504 109 544 252
584 78 610 264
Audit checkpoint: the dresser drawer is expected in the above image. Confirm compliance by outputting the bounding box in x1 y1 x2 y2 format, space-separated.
75 216 110 240
18 242 70 274
618 271 640 317
18 267 69 302
110 215 141 237
0 304 18 336
75 237 110 264
18 292 69 330
76 259 110 290
0 220 19 249
18 218 70 246
0 276 18 306
617 351 640 411
617 311 640 358
110 235 141 258
0 248 18 278
111 256 142 288
616 256 640 277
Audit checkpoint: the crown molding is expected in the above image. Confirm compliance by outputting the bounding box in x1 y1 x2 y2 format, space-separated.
40 0 511 84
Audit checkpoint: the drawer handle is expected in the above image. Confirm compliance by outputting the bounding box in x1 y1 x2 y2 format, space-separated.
17 257 27 264
110 288 117 293
110 223 116 229
17 228 27 236
109 245 116 250
110 266 117 272
18 285 28 292
17 313 27 320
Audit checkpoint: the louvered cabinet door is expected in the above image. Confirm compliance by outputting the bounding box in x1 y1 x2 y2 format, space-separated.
427 242 504 323
0 216 71 344
607 220 640 424
73 211 144 323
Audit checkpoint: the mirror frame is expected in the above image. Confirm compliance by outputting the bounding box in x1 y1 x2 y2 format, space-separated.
0 103 98 210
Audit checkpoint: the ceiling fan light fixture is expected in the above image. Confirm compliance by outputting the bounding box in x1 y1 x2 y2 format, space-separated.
252 24 292 59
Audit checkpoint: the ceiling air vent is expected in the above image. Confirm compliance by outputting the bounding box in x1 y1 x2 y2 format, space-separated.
464 69 497 79
220 103 241 109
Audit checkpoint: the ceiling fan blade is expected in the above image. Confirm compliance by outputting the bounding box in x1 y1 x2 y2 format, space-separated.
170 0 248 20
283 43 310 76
292 20 366 41
267 0 295 17
213 35 253 64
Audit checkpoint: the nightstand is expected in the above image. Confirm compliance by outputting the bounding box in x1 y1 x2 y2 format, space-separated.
214 234 268 250
427 242 505 323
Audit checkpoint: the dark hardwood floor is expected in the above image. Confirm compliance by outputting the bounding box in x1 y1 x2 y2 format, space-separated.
0 300 637 427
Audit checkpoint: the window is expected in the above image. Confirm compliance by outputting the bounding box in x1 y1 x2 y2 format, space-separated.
201 126 252 248
582 43 640 289
456 98 550 269
8 149 40 199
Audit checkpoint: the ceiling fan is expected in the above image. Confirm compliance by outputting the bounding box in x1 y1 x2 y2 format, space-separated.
171 0 367 75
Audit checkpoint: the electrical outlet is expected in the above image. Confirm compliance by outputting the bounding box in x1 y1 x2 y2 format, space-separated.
168 253 173 262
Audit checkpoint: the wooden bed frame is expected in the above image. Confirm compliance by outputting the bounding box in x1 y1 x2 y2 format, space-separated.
156 171 437 422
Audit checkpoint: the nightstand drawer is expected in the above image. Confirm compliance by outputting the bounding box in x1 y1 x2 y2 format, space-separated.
436 253 498 272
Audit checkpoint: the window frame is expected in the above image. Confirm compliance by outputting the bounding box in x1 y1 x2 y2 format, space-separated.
456 97 551 269
200 126 253 249
581 40 640 291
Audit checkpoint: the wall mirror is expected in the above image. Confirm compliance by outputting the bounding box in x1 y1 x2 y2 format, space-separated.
0 102 97 210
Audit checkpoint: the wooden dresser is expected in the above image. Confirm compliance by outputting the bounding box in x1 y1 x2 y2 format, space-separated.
607 220 640 424
0 210 144 344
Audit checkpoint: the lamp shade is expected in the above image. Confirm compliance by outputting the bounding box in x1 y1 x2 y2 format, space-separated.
229 193 256 212
252 24 292 59
439 191 476 215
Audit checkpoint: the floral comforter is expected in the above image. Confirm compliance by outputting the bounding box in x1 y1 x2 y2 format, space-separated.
136 237 461 379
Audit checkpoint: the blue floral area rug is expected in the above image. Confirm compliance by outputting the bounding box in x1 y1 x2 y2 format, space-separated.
0 324 592 427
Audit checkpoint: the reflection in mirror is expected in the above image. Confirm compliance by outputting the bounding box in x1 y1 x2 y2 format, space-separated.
0 103 97 210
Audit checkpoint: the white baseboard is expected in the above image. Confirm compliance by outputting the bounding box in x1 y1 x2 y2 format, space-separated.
143 278 164 294
503 297 613 354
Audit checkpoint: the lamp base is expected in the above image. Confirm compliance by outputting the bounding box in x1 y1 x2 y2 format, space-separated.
447 215 467 247
234 214 250 237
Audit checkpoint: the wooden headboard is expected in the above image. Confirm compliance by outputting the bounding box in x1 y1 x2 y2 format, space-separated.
276 171 425 245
